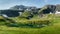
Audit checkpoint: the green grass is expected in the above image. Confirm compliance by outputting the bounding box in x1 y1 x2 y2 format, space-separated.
0 15 52 27
0 14 60 34
0 23 60 34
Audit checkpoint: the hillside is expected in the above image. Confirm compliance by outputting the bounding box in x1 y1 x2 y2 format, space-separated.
0 4 60 34
0 5 57 18
0 14 60 34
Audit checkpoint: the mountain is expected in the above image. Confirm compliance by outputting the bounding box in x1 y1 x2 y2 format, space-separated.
10 5 38 11
9 5 40 14
56 4 60 11
12 5 57 14
0 4 60 18
0 10 23 17
43 5 56 14
10 5 26 10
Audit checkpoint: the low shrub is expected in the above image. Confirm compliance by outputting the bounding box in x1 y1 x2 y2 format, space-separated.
0 16 52 28
12 19 52 28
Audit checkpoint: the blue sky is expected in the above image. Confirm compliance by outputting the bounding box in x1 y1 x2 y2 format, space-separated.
0 0 60 10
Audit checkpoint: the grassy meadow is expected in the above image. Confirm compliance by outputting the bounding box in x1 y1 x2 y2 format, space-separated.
0 14 60 34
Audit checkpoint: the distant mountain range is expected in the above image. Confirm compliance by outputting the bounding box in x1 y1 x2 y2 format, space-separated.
0 4 60 17
56 4 60 11
9 4 60 11
10 5 39 10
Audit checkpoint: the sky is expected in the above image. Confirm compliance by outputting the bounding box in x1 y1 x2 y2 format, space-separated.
0 0 60 10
